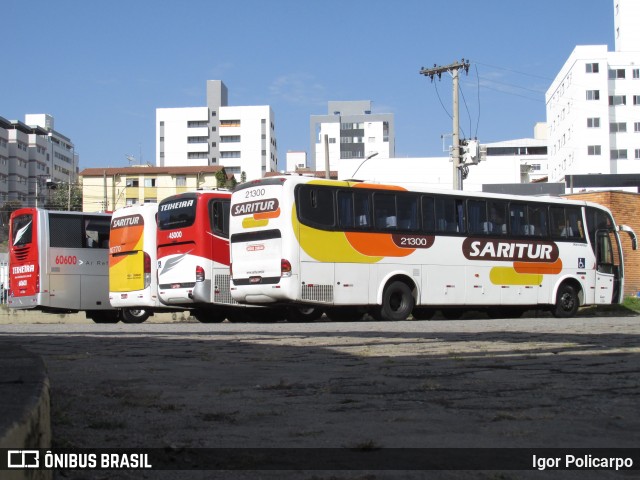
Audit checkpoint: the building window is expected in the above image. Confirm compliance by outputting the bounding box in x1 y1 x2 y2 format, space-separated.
610 122 627 133
611 149 628 159
220 151 241 158
634 95 640 105
187 136 208 143
176 176 187 187
125 178 139 187
609 95 626 105
634 122 640 132
220 135 241 143
635 149 640 159
586 90 600 100
187 152 208 159
126 198 138 206
587 117 600 128
633 69 640 79
187 121 207 128
608 69 626 79
586 63 599 73
588 145 601 155
144 178 156 187
220 120 241 127
144 198 157 203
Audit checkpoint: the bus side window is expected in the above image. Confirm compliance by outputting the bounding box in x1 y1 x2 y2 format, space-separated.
297 185 335 228
397 195 418 231
337 191 354 228
526 205 548 237
374 193 397 230
485 201 506 235
421 196 435 233
50 214 83 248
467 199 488 234
353 191 370 228
509 203 526 235
566 207 585 241
211 200 230 238
85 216 111 248
550 206 567 238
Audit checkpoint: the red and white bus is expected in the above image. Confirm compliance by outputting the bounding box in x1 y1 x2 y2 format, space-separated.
8 207 120 323
229 176 637 321
157 191 249 322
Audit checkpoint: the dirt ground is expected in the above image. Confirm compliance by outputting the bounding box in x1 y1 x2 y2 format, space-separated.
1 308 639 479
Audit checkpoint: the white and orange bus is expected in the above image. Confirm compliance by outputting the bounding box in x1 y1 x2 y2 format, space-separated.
108 203 168 323
229 176 637 321
8 207 120 323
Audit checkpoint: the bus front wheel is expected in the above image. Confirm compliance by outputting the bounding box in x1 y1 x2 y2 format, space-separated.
372 280 415 322
121 308 150 324
552 284 579 318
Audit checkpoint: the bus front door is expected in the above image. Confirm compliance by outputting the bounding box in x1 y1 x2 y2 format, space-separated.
594 230 618 304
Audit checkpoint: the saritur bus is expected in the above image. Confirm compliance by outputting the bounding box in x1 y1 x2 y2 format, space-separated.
109 202 177 323
229 176 637 321
8 207 120 323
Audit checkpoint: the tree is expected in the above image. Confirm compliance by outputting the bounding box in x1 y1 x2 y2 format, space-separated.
240 171 247 183
44 182 83 211
215 170 227 188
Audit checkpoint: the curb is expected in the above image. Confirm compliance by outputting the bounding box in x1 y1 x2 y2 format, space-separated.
0 345 51 480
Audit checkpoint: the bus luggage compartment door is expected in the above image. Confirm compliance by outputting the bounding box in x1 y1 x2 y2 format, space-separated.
49 274 81 310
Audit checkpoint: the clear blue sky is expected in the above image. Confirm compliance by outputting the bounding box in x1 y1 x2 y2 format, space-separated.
3 0 614 170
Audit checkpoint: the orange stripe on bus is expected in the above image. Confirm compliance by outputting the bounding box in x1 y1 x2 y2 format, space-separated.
513 258 563 275
345 231 414 257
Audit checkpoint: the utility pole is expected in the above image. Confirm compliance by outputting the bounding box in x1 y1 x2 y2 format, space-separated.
420 59 470 190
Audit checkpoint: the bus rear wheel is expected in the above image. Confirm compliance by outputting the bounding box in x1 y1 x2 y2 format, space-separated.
552 284 579 318
121 308 150 324
372 280 415 322
192 309 225 323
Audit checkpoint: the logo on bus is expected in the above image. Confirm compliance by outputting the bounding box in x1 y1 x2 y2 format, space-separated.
231 198 279 216
160 199 195 211
12 264 35 274
111 214 143 229
462 238 559 262
247 244 265 252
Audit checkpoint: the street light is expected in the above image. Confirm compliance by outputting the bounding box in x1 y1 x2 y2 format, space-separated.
348 151 379 180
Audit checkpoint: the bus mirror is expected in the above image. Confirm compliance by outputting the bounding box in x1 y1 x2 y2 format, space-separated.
618 225 638 250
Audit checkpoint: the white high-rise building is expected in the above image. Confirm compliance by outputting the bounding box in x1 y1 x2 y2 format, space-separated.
309 101 394 172
546 0 640 182
156 80 278 181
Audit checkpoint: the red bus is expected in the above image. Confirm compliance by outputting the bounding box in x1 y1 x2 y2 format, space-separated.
157 190 252 322
8 207 120 323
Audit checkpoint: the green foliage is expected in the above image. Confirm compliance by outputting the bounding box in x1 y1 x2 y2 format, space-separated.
623 296 640 312
44 183 83 211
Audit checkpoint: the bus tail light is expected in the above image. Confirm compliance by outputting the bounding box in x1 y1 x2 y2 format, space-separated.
196 265 205 282
143 252 152 289
281 259 292 278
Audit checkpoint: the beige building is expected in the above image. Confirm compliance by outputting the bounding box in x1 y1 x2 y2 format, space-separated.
79 165 233 212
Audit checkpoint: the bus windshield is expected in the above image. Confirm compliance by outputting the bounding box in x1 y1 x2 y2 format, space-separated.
158 196 197 230
12 214 33 247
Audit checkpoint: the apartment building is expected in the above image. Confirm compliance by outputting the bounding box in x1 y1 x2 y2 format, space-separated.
0 114 78 207
546 0 640 182
310 100 394 172
79 165 232 212
156 80 278 182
